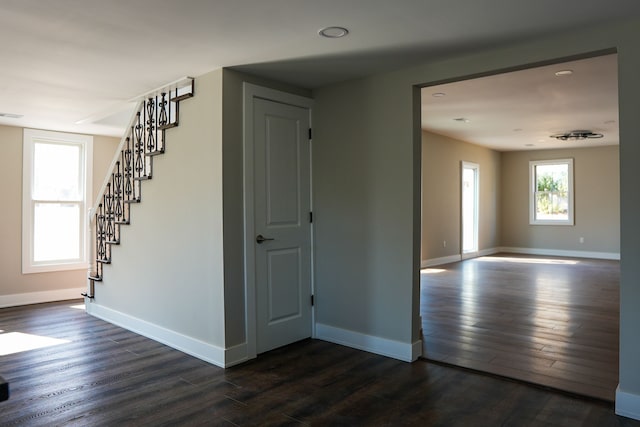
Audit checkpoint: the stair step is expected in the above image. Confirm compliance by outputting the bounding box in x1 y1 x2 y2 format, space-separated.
172 92 194 102
159 122 178 130
115 220 130 225
97 258 111 264
147 149 165 157
124 198 141 204
134 175 152 181
88 275 102 282
106 240 120 245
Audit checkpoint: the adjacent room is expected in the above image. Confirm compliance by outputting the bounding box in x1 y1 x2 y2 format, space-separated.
419 53 621 401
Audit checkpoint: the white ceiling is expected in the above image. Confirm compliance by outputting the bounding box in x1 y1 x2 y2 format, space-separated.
421 54 619 151
0 1 638 137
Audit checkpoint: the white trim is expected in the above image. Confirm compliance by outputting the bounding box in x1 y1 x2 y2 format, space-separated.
529 158 574 226
223 342 251 368
85 301 230 368
421 247 502 267
242 83 314 360
616 387 640 421
421 254 462 268
0 288 84 308
22 129 93 274
315 323 422 362
419 245 621 267
500 246 620 260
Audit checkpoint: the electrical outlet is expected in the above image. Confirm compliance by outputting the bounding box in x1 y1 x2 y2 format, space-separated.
443 240 447 248
579 237 584 244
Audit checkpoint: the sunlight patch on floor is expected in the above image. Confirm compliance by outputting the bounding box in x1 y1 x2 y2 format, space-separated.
421 268 447 274
0 332 70 356
477 256 579 265
69 304 86 310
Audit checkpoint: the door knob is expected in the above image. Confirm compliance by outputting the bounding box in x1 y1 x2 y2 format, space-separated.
256 234 275 244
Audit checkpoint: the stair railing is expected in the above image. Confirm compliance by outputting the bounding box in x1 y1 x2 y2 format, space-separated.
85 77 194 298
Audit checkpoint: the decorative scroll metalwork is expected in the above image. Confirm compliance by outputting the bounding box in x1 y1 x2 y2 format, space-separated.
146 98 156 152
158 93 168 127
88 78 194 284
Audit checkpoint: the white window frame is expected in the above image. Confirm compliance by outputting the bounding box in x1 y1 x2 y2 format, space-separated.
529 158 574 226
22 129 93 273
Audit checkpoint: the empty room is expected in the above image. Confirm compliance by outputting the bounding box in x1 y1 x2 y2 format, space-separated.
420 54 621 401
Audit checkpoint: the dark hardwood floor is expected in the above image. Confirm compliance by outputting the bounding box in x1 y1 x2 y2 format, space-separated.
421 253 620 402
1 300 637 426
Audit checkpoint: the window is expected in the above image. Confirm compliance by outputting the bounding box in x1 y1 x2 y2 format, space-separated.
529 158 573 225
23 129 93 273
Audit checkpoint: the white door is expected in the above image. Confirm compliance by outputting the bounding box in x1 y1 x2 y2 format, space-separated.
461 161 479 257
253 97 312 354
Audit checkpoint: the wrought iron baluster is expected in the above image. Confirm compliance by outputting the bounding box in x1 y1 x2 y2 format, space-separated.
135 111 144 179
146 98 155 153
96 203 106 263
105 182 115 245
158 92 168 126
114 160 123 222
123 135 133 203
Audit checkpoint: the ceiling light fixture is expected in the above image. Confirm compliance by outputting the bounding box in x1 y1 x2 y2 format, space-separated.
550 130 603 141
453 117 469 123
432 92 446 97
318 26 349 38
0 112 23 119
555 69 574 76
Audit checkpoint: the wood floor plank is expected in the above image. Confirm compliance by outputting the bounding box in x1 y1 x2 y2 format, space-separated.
1 299 637 425
421 253 620 402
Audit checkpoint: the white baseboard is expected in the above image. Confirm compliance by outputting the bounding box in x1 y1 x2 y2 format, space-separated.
0 288 84 308
315 323 422 362
500 247 620 260
85 300 238 368
421 247 501 267
421 254 461 268
616 386 640 421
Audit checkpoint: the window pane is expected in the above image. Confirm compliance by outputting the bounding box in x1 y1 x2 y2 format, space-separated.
33 142 82 200
534 163 569 221
33 203 81 262
535 191 568 220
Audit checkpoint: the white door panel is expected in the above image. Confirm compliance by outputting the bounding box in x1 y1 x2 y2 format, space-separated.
254 98 311 354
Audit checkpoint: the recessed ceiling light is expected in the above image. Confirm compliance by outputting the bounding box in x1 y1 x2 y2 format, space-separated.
604 120 616 124
555 69 573 76
525 144 535 147
432 92 446 98
453 118 469 123
513 128 523 132
0 112 23 119
318 26 349 38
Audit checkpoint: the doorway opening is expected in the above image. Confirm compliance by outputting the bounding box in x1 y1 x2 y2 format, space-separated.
461 161 479 257
418 52 621 401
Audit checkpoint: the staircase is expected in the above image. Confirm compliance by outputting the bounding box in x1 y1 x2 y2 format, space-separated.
84 78 195 298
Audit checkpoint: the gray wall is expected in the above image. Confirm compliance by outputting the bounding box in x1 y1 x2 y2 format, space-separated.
421 132 619 262
0 124 118 302
422 130 501 261
312 17 640 400
501 146 620 254
94 69 227 345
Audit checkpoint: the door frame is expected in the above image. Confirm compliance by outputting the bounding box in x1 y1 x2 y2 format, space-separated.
242 83 314 360
460 161 479 259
